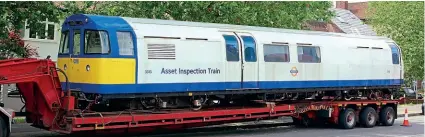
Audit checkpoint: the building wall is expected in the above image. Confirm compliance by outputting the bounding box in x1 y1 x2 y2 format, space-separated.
22 19 62 62
348 2 368 20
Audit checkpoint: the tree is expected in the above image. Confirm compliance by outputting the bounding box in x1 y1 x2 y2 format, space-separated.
0 1 62 59
61 1 334 30
367 2 424 85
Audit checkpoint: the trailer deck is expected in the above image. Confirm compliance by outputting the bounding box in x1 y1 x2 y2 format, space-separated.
0 58 400 137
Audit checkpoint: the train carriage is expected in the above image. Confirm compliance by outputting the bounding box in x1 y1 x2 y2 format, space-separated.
57 14 403 111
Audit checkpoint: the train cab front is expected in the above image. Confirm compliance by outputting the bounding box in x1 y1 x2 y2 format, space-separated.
56 14 137 110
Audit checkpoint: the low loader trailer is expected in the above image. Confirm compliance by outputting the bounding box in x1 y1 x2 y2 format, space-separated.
0 58 398 137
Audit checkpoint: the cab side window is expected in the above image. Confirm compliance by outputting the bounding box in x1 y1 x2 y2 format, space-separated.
117 31 134 56
84 30 110 54
389 43 400 64
58 31 69 54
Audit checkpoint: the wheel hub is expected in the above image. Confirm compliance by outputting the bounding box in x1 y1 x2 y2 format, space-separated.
367 112 375 124
346 112 355 126
386 111 393 123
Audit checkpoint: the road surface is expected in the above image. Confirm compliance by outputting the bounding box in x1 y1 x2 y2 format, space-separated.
9 115 424 137
3 95 24 112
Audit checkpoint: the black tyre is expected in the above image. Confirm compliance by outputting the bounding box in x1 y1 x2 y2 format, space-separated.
379 106 395 126
292 117 301 126
0 116 7 137
292 115 311 128
292 116 305 127
359 107 377 128
338 108 356 129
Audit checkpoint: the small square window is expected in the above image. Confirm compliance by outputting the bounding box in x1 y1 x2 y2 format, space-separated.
297 46 321 63
47 24 55 40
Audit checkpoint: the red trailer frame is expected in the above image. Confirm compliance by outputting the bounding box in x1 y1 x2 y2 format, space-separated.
0 58 399 137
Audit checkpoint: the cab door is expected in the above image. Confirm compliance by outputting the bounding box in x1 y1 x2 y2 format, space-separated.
70 29 82 83
57 30 73 85
58 29 82 87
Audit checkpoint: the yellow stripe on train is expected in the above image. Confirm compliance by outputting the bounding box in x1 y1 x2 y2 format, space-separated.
57 58 136 84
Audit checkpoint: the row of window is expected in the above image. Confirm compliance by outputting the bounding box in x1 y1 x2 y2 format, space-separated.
223 35 401 64
58 31 400 65
224 35 321 63
58 30 134 56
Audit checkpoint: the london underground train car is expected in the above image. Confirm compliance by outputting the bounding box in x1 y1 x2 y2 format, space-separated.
57 14 403 111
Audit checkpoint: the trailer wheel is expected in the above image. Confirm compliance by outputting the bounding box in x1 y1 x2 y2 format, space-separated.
338 108 356 129
379 106 395 126
292 115 312 128
0 116 7 137
292 117 302 127
359 107 377 128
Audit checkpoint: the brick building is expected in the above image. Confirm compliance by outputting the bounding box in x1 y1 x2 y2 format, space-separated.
305 1 376 36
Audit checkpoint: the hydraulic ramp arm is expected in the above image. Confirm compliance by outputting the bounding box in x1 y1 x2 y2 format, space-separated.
0 58 72 130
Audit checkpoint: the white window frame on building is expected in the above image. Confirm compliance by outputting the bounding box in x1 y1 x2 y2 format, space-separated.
23 19 60 42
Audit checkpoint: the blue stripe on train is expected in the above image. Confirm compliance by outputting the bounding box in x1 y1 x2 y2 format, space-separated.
61 79 403 94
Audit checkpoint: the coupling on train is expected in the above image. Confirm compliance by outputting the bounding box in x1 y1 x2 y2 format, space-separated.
56 14 403 111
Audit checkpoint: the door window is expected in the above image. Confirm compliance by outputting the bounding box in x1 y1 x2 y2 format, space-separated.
241 36 257 62
223 35 240 61
73 30 81 55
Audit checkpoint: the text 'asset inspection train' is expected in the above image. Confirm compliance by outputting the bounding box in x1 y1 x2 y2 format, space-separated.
0 14 405 137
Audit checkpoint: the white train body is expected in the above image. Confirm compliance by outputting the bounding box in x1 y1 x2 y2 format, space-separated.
58 14 403 97
124 17 403 92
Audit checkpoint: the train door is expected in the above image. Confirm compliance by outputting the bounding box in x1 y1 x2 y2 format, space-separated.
221 32 259 89
234 33 259 89
222 32 242 89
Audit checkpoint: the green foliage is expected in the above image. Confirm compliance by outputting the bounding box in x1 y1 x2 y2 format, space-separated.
0 31 38 60
61 1 334 30
0 1 61 59
367 2 424 84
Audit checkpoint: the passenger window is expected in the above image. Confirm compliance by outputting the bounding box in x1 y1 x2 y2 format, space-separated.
389 43 400 64
117 32 134 56
242 36 257 62
73 30 81 55
59 31 69 54
84 30 110 54
263 44 290 62
223 35 239 61
297 46 321 63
